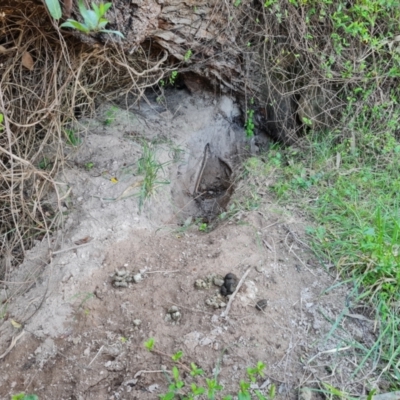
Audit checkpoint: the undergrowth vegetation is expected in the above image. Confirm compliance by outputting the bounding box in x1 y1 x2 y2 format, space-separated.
235 0 400 392
243 123 400 389
144 338 276 400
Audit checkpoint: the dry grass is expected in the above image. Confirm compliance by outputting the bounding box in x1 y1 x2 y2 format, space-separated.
0 1 166 279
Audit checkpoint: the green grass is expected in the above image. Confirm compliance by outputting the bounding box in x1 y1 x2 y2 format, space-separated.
137 141 170 210
244 129 400 388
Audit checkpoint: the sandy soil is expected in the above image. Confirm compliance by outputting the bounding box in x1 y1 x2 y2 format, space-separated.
0 89 377 400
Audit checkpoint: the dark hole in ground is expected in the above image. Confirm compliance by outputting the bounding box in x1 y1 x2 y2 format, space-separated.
193 143 234 222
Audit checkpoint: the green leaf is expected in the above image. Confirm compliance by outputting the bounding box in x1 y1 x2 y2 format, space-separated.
60 20 90 33
93 3 102 19
83 9 99 30
191 384 205 396
45 0 62 20
255 390 267 400
269 384 276 399
172 350 183 361
78 0 89 20
102 2 113 14
238 393 251 400
160 392 175 400
144 337 155 351
172 366 180 381
11 395 25 400
97 18 108 29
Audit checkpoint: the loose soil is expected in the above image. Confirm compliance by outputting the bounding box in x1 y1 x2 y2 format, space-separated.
0 89 376 399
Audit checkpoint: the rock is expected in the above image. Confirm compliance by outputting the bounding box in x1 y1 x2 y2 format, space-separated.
256 299 268 311
133 319 141 327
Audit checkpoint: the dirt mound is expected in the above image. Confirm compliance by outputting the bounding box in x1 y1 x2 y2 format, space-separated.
0 90 376 399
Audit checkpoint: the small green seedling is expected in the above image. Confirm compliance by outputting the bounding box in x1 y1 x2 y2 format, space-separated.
85 161 94 170
39 157 51 170
171 350 183 362
104 106 118 125
0 113 4 131
245 109 255 137
205 378 223 399
238 380 251 400
184 50 193 62
144 337 155 351
70 292 94 311
169 70 178 85
198 222 208 232
190 362 204 377
60 0 124 37
302 116 313 126
247 361 266 382
65 129 81 146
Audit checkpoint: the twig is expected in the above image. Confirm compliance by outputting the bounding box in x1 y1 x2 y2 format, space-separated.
262 239 273 252
88 345 104 367
307 346 351 364
134 370 165 378
151 349 192 374
0 330 25 360
145 270 180 274
221 265 253 318
51 242 93 255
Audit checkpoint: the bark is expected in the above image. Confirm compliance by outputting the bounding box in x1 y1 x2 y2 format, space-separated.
68 0 299 142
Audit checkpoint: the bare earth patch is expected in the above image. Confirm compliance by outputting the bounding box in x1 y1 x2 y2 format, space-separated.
0 90 376 399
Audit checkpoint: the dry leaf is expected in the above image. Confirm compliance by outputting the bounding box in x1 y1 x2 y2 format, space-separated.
10 319 22 329
116 179 144 200
74 236 93 246
0 45 7 53
21 51 34 70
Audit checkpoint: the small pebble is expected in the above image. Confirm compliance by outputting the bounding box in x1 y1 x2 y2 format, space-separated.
256 299 268 311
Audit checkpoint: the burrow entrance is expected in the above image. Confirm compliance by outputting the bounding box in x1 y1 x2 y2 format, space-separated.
169 94 249 224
